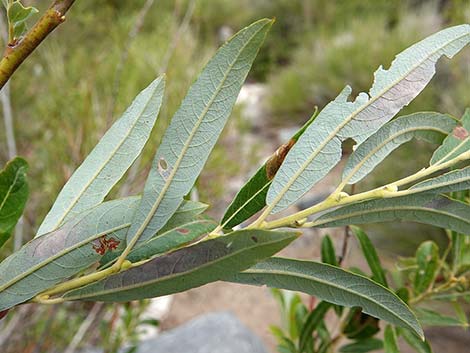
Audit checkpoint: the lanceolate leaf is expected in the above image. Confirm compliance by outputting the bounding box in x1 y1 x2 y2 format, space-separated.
226 258 423 338
157 200 208 234
126 19 273 246
37 77 165 236
299 302 331 353
409 166 470 195
398 328 433 353
313 194 470 235
384 326 399 353
0 157 28 249
415 308 466 327
0 197 139 311
221 111 318 229
414 241 439 295
64 229 298 302
431 108 470 165
267 25 470 213
343 113 456 184
351 227 387 286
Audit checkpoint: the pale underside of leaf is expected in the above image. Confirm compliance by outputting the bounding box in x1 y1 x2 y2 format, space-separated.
64 229 298 302
343 112 456 184
313 194 470 235
0 197 139 311
126 19 273 246
267 25 470 213
37 77 165 237
409 166 470 194
431 108 470 165
225 257 423 338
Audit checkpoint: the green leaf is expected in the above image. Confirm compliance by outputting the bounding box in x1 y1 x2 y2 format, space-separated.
126 19 272 247
343 113 456 184
384 325 399 353
351 227 387 286
313 194 470 235
409 166 470 195
266 25 470 213
431 108 470 165
227 258 423 338
157 200 208 234
321 235 338 266
339 338 383 353
0 197 140 311
298 302 330 353
342 308 380 340
415 308 466 327
398 327 433 353
37 77 165 236
0 157 28 249
64 229 298 302
8 1 38 38
124 218 216 263
414 241 439 295
100 215 215 267
221 111 317 229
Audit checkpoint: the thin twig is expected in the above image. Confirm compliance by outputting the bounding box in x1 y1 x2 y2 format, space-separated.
0 0 76 89
64 303 103 353
338 184 355 265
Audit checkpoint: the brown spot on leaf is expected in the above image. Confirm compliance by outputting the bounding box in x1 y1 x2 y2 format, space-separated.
453 126 469 140
158 157 172 179
177 228 190 234
251 236 258 243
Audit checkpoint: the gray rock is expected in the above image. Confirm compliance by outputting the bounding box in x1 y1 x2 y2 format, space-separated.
134 311 269 353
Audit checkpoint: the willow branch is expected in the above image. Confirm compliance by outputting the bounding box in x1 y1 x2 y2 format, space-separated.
0 0 76 89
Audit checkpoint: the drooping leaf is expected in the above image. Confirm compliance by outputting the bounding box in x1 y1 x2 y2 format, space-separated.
313 194 470 235
398 327 433 353
409 166 470 195
431 108 470 165
351 227 387 286
64 229 298 302
0 157 28 249
298 302 330 353
226 258 423 338
37 77 165 236
384 325 399 353
0 197 139 311
221 111 318 229
266 25 470 213
414 241 439 295
339 338 383 353
343 113 456 184
126 19 273 247
415 308 466 327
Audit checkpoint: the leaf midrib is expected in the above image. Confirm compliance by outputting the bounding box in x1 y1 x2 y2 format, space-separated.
411 169 470 193
345 126 451 184
130 24 267 245
269 32 470 211
240 264 418 333
313 204 469 227
0 164 25 212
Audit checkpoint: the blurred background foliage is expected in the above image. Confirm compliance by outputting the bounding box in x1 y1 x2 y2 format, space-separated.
0 0 470 352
